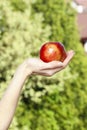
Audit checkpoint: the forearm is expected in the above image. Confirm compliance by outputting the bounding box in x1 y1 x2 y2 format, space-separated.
0 51 74 130
0 61 31 130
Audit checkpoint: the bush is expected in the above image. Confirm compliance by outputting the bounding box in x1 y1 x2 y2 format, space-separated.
1 0 87 130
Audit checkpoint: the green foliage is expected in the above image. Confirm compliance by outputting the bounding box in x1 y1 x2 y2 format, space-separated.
0 0 87 130
15 106 59 130
31 0 87 129
11 0 27 11
32 0 87 96
0 0 51 96
32 0 75 42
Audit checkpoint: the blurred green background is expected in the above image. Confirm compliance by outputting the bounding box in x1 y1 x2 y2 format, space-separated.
0 0 87 130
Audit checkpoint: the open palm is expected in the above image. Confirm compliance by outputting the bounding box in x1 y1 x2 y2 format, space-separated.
25 50 75 76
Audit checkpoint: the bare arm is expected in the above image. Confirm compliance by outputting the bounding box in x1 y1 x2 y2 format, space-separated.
0 50 75 130
0 62 31 130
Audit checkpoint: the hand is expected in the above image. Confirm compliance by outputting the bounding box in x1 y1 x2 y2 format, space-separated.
24 50 75 77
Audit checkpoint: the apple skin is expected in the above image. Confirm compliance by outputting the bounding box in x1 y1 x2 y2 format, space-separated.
40 42 67 62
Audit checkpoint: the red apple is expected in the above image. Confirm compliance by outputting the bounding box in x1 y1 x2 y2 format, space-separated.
40 41 67 62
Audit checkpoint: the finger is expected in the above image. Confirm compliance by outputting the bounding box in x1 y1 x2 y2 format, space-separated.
33 50 75 76
41 50 75 70
63 50 75 67
34 66 64 76
28 58 63 70
41 60 63 70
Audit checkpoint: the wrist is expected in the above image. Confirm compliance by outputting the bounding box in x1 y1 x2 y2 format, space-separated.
17 60 33 78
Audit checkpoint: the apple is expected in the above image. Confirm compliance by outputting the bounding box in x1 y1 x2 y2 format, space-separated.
40 41 67 62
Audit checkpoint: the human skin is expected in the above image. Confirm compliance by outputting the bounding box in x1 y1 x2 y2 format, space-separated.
0 50 75 130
